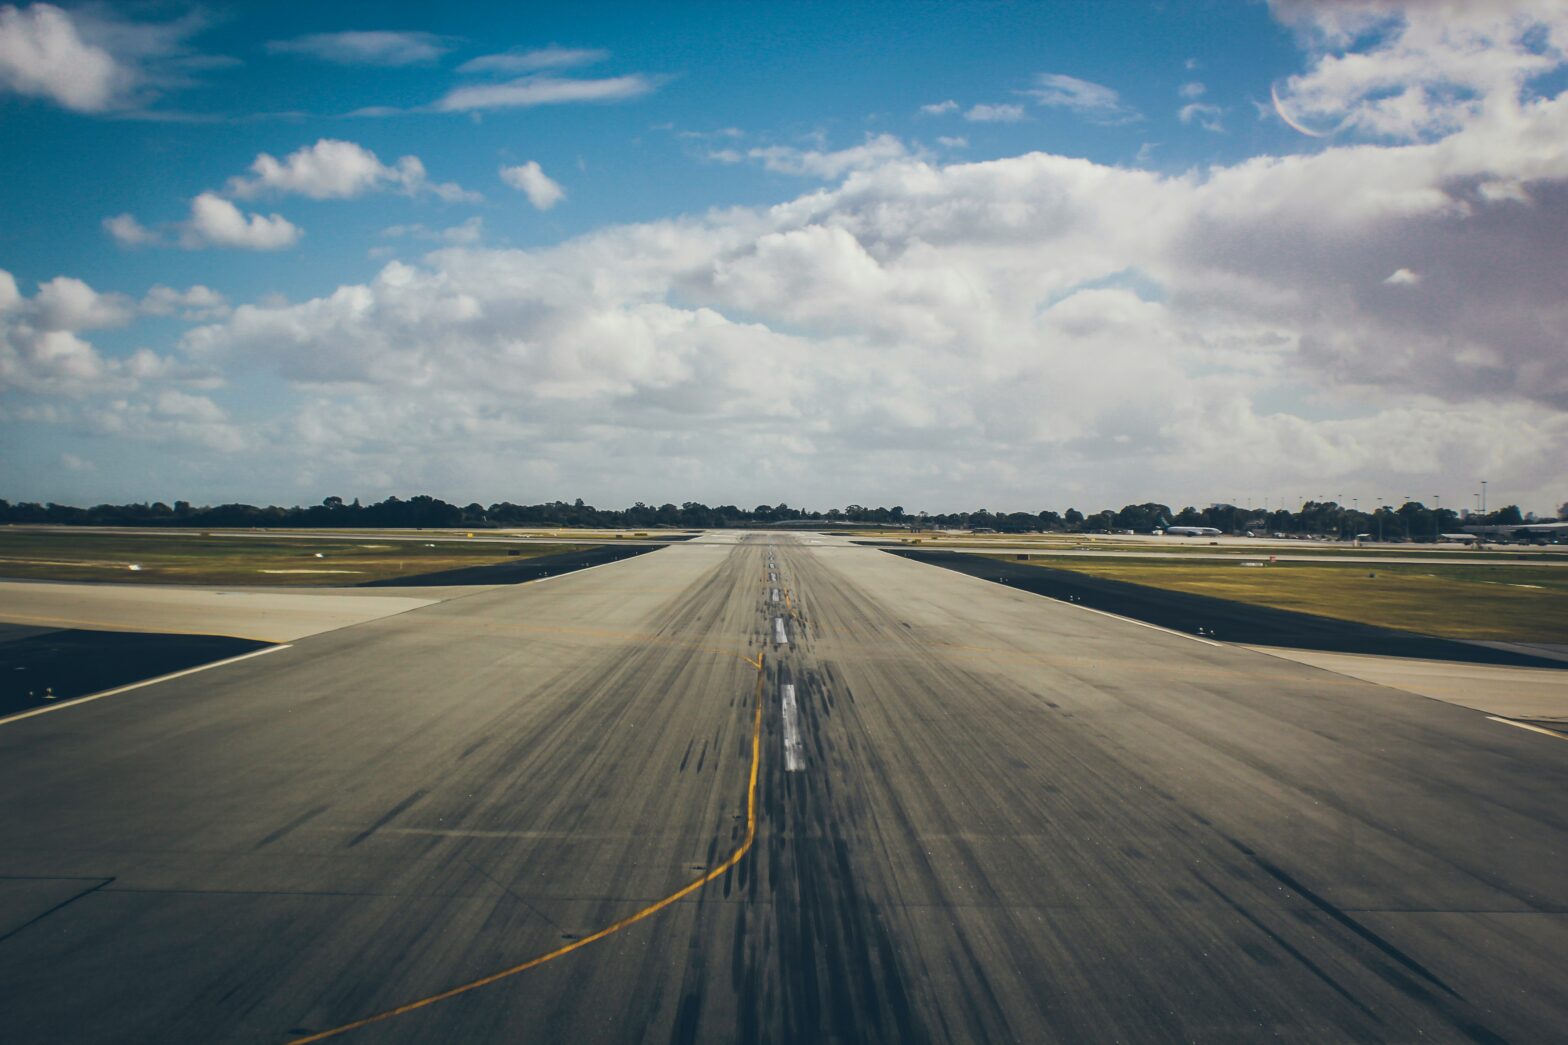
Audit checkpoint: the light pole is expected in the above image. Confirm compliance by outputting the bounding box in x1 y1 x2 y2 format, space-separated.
1434 494 1440 542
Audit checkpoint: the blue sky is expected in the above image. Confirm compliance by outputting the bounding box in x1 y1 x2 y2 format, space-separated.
2 1 1566 513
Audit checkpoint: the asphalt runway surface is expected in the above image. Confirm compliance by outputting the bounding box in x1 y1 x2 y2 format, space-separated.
1 534 1564 1043
895 548 1568 668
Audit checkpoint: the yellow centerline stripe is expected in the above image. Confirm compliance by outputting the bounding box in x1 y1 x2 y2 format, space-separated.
289 654 767 1043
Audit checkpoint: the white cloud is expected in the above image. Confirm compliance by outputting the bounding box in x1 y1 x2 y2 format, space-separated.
0 3 208 113
162 81 1568 510
104 212 161 247
1179 81 1207 99
0 3 125 110
266 30 451 66
183 193 301 250
1023 72 1140 124
15 2 1568 512
226 138 478 202
458 46 607 75
141 284 230 320
33 276 135 330
0 269 196 398
1179 102 1225 133
964 103 1025 123
500 161 566 210
937 136 968 149
1270 0 1568 140
920 99 958 116
738 134 911 179
381 216 485 245
434 73 655 112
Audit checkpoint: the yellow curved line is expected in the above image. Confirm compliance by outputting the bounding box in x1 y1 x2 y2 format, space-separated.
289 655 766 1043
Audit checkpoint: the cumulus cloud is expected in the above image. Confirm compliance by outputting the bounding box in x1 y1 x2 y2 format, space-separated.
458 46 607 75
0 269 199 398
18 1 1568 511
266 30 451 66
33 276 134 330
226 138 478 202
1024 72 1140 124
0 3 209 113
159 76 1568 509
500 161 565 210
964 103 1025 123
434 73 654 112
103 212 162 247
1270 0 1568 140
183 193 301 250
919 99 958 116
141 284 230 320
0 2 125 110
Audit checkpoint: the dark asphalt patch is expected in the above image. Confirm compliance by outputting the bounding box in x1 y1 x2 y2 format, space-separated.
0 626 270 719
890 549 1567 669
358 543 661 587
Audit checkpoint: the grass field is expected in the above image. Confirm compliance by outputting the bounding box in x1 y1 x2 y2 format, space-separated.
990 555 1568 643
0 531 588 586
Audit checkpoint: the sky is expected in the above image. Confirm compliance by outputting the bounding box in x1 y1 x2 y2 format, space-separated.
1 0 1566 515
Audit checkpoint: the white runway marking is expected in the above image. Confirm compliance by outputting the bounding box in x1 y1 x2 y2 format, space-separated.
770 588 780 603
781 683 804 771
768 572 778 582
0 643 293 726
1486 716 1567 740
773 616 788 644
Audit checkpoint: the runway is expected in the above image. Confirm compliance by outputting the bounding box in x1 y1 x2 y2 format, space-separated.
1 533 1563 1042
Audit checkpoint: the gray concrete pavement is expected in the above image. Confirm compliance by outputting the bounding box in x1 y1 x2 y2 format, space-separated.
0 534 1563 1043
0 579 441 642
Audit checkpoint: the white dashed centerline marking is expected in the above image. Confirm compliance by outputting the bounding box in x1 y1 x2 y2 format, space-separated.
773 616 788 644
770 588 780 603
781 683 804 771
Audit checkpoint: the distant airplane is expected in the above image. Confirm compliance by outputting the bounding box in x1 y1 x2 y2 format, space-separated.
1439 533 1479 543
1157 516 1222 537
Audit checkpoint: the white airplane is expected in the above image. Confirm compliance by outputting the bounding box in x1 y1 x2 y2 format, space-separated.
1158 516 1222 537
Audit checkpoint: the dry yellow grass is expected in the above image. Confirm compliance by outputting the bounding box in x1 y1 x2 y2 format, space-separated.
997 557 1568 644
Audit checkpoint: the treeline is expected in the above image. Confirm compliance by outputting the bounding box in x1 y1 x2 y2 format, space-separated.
0 495 1547 539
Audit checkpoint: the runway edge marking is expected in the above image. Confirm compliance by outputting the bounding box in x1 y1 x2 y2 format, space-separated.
897 552 1223 647
1485 715 1568 741
288 653 768 1044
0 643 293 726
